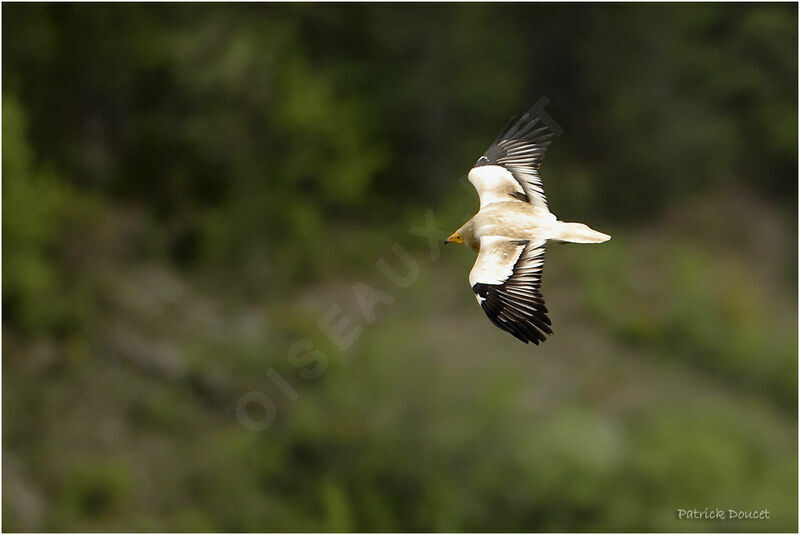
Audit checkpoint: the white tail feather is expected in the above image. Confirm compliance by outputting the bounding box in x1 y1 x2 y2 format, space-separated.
553 221 611 244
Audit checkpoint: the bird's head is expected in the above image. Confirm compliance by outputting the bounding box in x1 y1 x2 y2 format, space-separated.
445 232 465 245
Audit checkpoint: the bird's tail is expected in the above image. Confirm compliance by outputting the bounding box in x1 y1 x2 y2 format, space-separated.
552 221 611 244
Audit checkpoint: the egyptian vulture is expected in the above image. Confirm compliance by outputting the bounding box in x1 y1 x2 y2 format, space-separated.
445 106 610 344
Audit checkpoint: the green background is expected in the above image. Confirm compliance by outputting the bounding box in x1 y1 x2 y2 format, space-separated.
3 3 797 532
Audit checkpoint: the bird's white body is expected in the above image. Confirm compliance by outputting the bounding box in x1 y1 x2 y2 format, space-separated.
464 202 557 248
458 166 610 251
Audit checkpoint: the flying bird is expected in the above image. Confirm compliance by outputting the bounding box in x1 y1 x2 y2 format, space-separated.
445 106 610 344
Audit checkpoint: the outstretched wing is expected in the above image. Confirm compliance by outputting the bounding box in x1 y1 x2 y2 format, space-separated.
467 109 554 209
469 237 552 344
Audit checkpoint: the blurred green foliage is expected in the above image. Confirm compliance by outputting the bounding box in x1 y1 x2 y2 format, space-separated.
2 4 797 532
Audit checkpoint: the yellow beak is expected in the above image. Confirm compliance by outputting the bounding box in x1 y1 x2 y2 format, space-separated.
445 232 464 244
